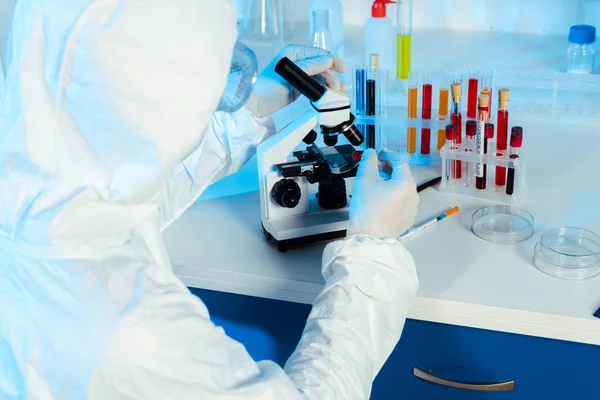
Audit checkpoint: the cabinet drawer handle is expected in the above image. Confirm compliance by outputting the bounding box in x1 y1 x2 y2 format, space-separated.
413 367 515 392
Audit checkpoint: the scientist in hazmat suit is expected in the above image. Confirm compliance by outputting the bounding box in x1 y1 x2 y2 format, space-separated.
0 1 419 399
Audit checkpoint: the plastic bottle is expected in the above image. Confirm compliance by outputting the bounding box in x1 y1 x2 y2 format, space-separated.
365 0 395 73
312 9 334 51
567 24 596 74
309 0 344 58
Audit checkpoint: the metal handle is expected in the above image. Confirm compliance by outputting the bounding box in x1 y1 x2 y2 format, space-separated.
413 367 515 392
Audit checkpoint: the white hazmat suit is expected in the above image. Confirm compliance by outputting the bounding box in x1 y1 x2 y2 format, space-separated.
0 1 419 399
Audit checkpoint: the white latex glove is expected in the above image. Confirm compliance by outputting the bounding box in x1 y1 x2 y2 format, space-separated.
245 45 348 119
348 149 419 239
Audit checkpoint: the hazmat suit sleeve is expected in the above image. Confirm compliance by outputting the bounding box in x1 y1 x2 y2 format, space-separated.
155 107 273 231
284 236 419 399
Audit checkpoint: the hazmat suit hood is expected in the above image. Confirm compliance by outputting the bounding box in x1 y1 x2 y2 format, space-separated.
0 2 420 399
0 0 238 252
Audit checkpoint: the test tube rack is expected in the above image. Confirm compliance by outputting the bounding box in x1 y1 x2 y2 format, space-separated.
439 141 524 204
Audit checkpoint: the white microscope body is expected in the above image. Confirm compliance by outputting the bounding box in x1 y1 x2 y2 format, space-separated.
258 57 364 251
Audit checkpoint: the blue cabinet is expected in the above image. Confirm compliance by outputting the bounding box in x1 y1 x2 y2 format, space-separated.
193 288 600 399
373 319 600 399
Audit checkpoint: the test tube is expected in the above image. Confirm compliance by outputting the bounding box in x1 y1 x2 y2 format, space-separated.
378 69 388 117
465 120 477 186
378 69 389 151
407 72 418 154
480 71 494 117
467 69 479 120
450 81 463 180
366 67 377 149
396 0 413 80
420 72 433 155
475 95 490 190
437 72 450 150
354 65 366 116
484 123 494 191
506 126 523 195
495 88 510 187
445 124 458 186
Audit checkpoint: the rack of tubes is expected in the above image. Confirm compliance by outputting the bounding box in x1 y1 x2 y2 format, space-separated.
439 124 525 204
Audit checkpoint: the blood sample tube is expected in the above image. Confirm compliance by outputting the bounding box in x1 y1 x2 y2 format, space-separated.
421 73 432 155
506 126 523 196
496 88 510 187
467 69 479 120
445 124 458 185
480 71 494 119
475 95 489 190
407 72 418 154
450 82 463 180
465 120 477 186
484 123 494 190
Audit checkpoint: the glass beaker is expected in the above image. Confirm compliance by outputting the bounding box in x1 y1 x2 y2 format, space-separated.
237 0 284 57
311 9 334 51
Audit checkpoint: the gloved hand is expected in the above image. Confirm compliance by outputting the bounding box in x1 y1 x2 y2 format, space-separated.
348 149 419 239
245 45 348 119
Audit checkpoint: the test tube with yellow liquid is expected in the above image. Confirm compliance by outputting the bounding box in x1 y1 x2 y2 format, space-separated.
396 0 413 80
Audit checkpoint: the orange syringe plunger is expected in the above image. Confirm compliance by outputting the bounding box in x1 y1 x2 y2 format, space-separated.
446 206 460 217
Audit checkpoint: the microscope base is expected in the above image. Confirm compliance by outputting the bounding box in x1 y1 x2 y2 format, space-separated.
261 224 346 253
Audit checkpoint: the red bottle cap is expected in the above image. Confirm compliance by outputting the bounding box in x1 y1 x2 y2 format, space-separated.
485 123 495 139
465 120 477 137
445 124 457 141
510 126 523 148
372 0 395 18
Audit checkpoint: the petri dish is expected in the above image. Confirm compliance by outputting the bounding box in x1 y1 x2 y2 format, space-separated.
533 227 600 280
471 205 534 243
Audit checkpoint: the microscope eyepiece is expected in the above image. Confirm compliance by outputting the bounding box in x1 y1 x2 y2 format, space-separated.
275 57 326 103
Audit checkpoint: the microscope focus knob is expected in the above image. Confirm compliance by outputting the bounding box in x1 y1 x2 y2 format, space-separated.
271 179 302 208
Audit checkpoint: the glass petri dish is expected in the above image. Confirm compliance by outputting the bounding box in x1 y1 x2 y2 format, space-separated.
471 205 535 243
533 227 600 280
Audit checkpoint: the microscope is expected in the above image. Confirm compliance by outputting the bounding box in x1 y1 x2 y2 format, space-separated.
258 57 365 252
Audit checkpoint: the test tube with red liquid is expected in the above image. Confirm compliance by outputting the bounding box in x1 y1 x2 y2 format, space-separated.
506 126 523 195
484 123 494 190
445 124 459 185
496 89 510 187
467 69 479 120
421 73 433 155
475 95 490 190
465 120 477 186
480 71 494 119
450 81 463 180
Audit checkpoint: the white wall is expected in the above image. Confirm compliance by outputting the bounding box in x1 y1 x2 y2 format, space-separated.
285 0 600 35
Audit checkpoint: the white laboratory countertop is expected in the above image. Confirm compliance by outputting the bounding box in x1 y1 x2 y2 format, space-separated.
163 29 600 347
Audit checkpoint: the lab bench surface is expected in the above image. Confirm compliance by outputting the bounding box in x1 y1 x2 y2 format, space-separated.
199 288 600 400
164 112 600 346
164 26 600 347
